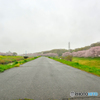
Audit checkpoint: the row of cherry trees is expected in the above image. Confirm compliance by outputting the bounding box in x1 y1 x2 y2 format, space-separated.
39 53 58 57
25 53 58 57
62 46 100 58
0 51 17 56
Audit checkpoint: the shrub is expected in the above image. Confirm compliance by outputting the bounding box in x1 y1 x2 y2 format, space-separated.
64 55 73 61
14 64 20 67
14 61 18 65
24 56 28 59
24 59 27 62
0 67 4 72
34 57 37 59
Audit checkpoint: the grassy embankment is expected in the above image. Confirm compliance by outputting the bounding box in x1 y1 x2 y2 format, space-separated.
0 56 39 72
18 98 33 100
49 57 100 76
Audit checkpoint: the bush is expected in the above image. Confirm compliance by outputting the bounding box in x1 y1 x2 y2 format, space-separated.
64 55 73 61
14 64 20 67
14 61 18 65
34 57 37 59
24 56 28 59
24 59 27 62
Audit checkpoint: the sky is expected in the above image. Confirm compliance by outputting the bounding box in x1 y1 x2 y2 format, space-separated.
0 0 100 54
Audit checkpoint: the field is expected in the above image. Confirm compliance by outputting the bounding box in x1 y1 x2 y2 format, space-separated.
49 57 100 76
0 56 24 64
0 56 39 72
73 57 100 69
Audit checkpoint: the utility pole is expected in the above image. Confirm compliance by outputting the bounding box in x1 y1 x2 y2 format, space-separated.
25 51 27 56
68 42 70 52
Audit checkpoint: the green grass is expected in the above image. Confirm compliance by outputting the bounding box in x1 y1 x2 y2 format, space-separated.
0 55 24 64
17 98 33 100
49 57 100 77
72 57 100 69
0 56 40 72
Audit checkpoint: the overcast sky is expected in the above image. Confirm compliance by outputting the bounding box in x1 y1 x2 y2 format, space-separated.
0 0 100 54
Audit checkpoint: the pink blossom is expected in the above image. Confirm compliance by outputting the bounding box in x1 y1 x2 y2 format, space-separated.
62 46 100 58
62 52 72 57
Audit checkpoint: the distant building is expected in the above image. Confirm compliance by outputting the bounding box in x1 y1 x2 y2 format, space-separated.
6 51 13 56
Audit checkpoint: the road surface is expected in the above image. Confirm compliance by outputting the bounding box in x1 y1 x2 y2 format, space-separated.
0 57 100 100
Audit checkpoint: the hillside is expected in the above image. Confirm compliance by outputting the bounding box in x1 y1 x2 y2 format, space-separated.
72 42 100 52
38 42 100 56
38 49 68 56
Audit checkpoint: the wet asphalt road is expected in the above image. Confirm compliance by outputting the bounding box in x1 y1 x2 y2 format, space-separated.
0 57 100 100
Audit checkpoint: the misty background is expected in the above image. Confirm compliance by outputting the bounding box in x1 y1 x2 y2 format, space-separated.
0 0 100 54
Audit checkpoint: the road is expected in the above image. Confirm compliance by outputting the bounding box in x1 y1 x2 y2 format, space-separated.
0 57 100 100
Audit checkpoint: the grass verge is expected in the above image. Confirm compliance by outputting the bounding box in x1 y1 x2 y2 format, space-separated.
49 57 100 77
0 55 24 64
72 57 100 69
0 56 39 72
15 98 33 100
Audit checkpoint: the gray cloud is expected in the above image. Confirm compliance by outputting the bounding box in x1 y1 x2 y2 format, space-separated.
0 0 100 54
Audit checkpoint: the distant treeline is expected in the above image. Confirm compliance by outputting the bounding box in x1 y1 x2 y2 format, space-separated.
42 49 68 56
72 42 100 52
39 42 100 56
0 51 17 56
3 42 99 57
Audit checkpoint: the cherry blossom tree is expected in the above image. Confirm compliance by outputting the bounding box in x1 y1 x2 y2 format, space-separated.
84 46 100 57
62 46 100 58
39 53 58 57
62 52 72 57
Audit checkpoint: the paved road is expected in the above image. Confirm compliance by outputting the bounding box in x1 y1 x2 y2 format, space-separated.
0 57 100 100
